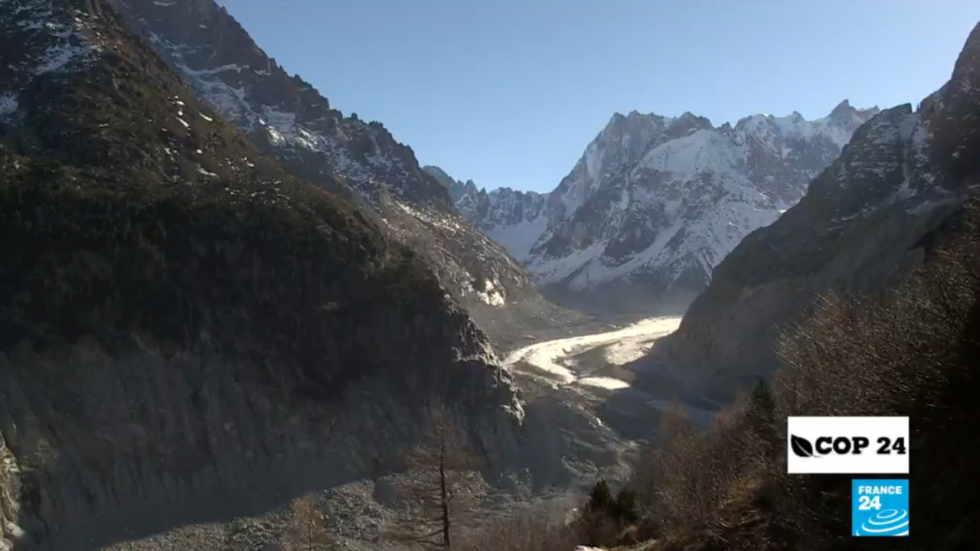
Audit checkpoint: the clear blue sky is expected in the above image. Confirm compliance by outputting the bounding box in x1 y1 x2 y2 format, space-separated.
218 0 978 193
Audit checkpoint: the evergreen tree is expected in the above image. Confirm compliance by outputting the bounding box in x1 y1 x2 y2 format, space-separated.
588 479 613 514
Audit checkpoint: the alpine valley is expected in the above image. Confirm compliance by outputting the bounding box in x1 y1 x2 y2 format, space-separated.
3 0 978 549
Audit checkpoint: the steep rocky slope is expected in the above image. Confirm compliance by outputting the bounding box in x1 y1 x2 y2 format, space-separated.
649 22 980 401
428 104 878 314
0 1 524 549
106 0 539 337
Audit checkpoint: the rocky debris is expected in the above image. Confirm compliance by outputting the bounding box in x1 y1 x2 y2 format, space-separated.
99 522 228 551
97 475 581 551
649 22 980 401
319 481 395 545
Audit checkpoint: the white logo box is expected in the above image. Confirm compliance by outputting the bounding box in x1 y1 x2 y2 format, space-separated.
787 416 909 474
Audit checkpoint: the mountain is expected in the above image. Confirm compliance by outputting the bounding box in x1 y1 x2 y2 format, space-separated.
424 165 481 216
0 0 523 548
424 165 550 263
431 103 879 314
105 0 547 344
646 22 980 402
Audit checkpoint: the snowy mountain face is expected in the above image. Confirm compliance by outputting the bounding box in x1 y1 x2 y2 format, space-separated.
108 0 534 317
429 103 878 313
533 103 880 309
424 165 550 262
655 22 980 400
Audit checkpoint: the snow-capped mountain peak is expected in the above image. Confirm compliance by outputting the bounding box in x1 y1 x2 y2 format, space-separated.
664 23 980 394
433 102 879 313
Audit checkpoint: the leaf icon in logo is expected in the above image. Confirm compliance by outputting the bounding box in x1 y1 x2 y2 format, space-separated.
790 434 816 458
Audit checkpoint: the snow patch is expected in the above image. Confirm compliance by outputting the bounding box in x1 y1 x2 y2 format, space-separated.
569 219 686 291
34 40 93 74
583 140 603 186
1 0 102 119
577 377 630 390
177 63 244 77
0 94 18 118
23 14 100 76
484 214 549 261
396 201 466 234
475 277 506 307
527 242 607 286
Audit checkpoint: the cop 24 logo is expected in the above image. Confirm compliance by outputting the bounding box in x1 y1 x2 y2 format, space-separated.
790 434 907 458
786 417 909 474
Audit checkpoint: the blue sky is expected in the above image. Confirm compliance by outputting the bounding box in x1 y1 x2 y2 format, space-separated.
218 0 978 193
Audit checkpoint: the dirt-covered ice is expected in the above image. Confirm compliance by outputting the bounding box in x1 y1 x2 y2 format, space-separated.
505 314 717 462
503 316 682 390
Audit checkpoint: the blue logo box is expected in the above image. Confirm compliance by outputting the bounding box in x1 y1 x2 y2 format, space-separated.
851 479 909 537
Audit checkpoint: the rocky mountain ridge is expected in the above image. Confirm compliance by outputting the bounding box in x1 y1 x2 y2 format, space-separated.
0 0 526 549
647 21 980 401
424 165 550 263
107 0 540 333
428 101 879 314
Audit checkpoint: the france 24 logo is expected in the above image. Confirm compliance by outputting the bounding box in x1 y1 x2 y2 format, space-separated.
852 479 909 536
786 416 909 474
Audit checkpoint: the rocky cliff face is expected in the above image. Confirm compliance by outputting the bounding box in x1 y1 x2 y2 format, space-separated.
424 166 550 263
651 22 980 401
0 1 523 549
105 0 536 330
428 104 878 314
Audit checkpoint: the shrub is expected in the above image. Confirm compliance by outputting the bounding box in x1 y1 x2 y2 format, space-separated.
588 479 614 514
612 486 640 525
456 503 581 551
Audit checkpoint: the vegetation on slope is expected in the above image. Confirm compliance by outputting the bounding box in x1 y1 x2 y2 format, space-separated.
599 199 980 551
1 3 515 547
0 0 465 399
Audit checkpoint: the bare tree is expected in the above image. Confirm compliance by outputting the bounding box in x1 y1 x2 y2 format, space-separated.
388 400 482 550
284 494 333 551
455 501 584 551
